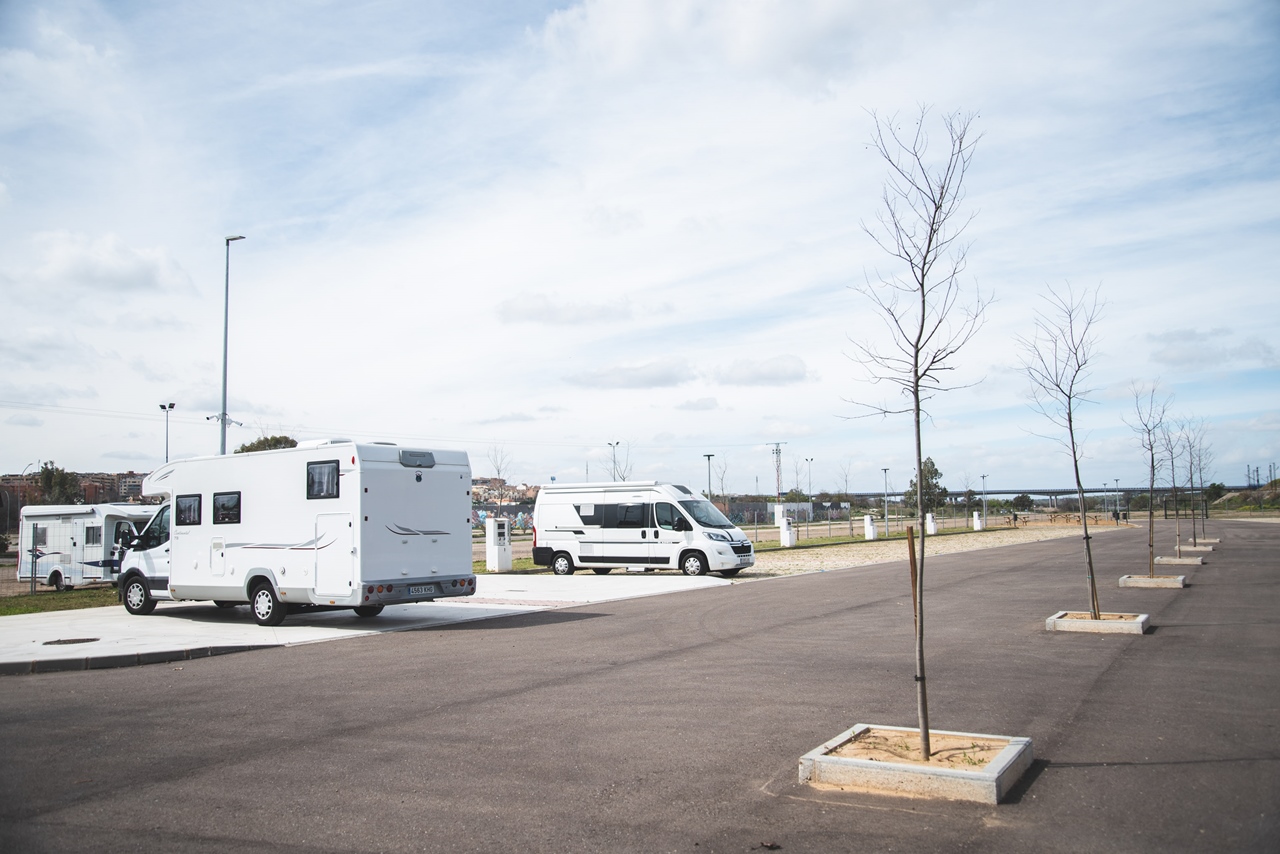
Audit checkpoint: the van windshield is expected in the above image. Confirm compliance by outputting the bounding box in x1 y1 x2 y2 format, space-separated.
679 500 734 529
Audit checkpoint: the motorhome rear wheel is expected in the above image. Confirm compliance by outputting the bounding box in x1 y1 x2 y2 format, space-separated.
551 553 575 575
251 582 288 627
353 605 385 617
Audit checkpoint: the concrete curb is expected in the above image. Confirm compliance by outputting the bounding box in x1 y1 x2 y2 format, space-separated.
1119 575 1186 589
1045 611 1150 634
0 643 279 676
1156 555 1203 566
799 724 1034 805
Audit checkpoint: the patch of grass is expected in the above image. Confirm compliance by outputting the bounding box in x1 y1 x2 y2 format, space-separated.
473 557 541 573
0 587 119 616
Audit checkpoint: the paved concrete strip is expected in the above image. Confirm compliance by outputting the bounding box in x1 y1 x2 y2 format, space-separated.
0 574 730 674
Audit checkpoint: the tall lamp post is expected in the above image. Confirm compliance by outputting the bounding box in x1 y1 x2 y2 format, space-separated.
981 474 988 529
608 441 620 481
805 457 814 534
1114 478 1120 522
704 454 715 503
882 468 890 539
219 235 245 455
159 402 175 463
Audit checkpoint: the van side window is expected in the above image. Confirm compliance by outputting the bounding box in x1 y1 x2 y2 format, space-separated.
213 492 242 525
615 503 650 528
138 506 171 550
85 525 103 546
655 503 682 530
307 460 340 499
176 494 202 526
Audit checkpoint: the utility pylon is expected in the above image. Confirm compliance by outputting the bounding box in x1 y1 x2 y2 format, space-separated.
769 442 786 505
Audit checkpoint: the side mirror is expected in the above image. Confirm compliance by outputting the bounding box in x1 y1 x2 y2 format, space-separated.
675 518 691 532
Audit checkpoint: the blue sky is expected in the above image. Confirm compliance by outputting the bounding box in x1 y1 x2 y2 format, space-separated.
2 0 1277 497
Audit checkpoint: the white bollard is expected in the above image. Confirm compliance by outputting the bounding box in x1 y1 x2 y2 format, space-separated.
779 517 797 548
972 511 984 531
486 516 512 572
926 513 937 535
864 515 877 540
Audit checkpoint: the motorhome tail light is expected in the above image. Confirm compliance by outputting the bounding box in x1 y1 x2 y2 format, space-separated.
367 586 374 593
386 584 393 592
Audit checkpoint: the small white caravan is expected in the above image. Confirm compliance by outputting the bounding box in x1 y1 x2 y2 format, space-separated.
15 504 156 590
117 440 476 626
531 482 754 576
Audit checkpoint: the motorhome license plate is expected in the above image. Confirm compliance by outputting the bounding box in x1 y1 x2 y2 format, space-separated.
738 556 752 566
409 584 435 596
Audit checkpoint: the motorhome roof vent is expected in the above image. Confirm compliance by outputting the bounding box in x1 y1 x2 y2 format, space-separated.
674 484 693 495
399 450 436 468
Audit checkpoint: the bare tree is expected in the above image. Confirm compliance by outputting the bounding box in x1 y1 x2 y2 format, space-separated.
1018 284 1104 620
713 459 729 500
1125 382 1170 577
850 105 987 761
487 445 513 512
1188 420 1214 539
1158 421 1186 558
611 441 636 481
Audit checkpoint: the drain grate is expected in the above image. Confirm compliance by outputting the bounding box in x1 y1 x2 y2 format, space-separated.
43 638 100 646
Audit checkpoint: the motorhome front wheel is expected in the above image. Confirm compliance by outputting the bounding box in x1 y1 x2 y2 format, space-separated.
681 553 709 576
122 577 156 616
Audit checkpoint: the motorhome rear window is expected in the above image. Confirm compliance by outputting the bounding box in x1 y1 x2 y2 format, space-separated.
33 526 47 547
85 525 103 546
213 492 242 525
307 460 340 499
176 494 202 526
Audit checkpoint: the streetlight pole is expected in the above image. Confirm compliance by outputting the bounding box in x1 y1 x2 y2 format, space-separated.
219 235 245 455
981 474 988 529
805 457 814 537
159 402 175 463
608 442 620 481
704 454 715 503
882 468 890 539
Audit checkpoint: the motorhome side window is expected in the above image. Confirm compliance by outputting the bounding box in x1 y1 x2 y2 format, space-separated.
85 525 103 546
307 460 340 499
33 526 47 547
213 492 242 524
176 494 202 526
574 504 602 526
615 503 650 528
138 506 170 550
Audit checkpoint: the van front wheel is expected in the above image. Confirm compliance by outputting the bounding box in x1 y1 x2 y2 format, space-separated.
680 552 709 576
122 576 156 615
551 553 575 575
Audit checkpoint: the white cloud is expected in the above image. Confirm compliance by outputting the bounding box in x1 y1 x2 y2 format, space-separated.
676 397 718 411
29 231 193 294
1147 329 1279 370
6 413 43 427
714 355 810 386
499 292 632 325
566 358 693 389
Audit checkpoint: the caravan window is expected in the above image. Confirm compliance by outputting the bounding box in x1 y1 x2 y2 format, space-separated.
307 460 340 499
33 526 48 547
176 494 202 526
574 504 602 526
213 492 242 525
86 525 103 546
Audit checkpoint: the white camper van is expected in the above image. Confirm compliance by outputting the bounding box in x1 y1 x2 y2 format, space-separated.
117 440 476 626
16 504 156 590
531 482 754 577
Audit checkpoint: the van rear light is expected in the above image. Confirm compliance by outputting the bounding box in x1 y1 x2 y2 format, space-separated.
367 586 374 593
532 526 537 546
386 584 393 592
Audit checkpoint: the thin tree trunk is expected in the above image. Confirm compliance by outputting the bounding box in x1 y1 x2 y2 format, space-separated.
1147 447 1156 577
1069 414 1100 619
913 390 930 761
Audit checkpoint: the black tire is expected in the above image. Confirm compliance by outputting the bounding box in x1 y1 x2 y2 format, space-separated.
214 601 239 609
551 553 575 575
591 567 613 575
122 576 156 615
717 567 742 578
680 552 709 576
250 582 287 627
51 572 66 592
353 605 385 618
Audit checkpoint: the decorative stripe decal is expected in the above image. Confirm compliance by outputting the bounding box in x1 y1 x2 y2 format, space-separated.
385 524 450 536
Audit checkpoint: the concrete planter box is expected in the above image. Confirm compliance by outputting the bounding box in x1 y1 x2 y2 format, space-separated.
1188 537 1221 544
1180 545 1214 552
1119 575 1185 589
1045 611 1149 634
799 724 1033 805
1155 555 1203 566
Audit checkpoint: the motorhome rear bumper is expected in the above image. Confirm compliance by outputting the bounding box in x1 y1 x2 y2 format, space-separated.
359 576 477 605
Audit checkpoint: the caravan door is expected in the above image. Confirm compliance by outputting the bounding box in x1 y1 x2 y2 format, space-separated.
315 513 355 598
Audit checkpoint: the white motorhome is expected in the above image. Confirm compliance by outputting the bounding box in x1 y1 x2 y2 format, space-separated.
16 504 156 590
117 440 476 626
531 482 754 576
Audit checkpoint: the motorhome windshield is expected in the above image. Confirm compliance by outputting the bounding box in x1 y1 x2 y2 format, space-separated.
679 500 734 529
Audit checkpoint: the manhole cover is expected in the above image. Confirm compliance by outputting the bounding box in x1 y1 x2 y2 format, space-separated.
43 638 100 646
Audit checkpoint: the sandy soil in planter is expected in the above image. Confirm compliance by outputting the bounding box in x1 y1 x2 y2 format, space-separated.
828 727 1008 769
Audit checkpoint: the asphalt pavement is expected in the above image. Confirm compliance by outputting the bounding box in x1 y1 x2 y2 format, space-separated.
0 520 1276 852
